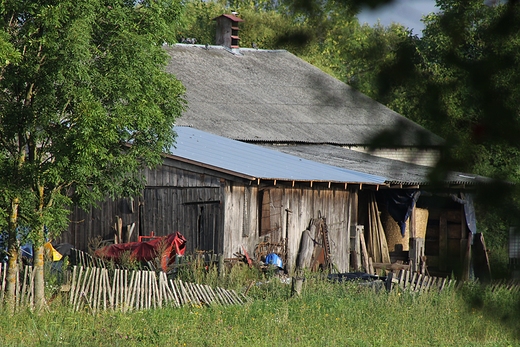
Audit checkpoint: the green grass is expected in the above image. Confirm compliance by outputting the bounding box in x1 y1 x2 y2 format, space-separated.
1 270 519 347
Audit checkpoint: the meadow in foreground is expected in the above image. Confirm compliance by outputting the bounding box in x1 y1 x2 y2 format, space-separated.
0 267 519 347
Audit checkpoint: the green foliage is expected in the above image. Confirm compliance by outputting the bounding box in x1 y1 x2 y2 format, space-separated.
177 0 226 45
176 256 264 291
354 0 520 249
375 1 520 178
178 0 311 51
0 0 185 248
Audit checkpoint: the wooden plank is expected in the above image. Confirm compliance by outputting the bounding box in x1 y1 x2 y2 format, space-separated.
360 231 370 273
69 266 78 306
386 272 394 292
94 268 103 313
203 285 218 306
401 270 408 289
231 289 244 305
414 274 422 292
397 270 405 289
125 270 134 312
169 280 181 307
409 272 417 291
461 232 473 281
439 214 448 272
195 283 207 305
103 269 109 311
74 267 87 311
133 271 141 311
473 233 491 282
152 272 160 308
437 277 446 291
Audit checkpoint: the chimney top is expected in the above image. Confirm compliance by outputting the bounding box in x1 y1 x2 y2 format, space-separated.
213 14 243 51
212 14 244 23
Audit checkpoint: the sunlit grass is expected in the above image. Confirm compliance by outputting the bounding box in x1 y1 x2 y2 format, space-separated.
0 268 519 346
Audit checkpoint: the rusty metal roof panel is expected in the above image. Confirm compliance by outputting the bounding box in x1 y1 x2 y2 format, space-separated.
168 127 386 185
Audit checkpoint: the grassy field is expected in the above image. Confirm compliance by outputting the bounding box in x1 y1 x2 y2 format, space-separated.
0 266 519 347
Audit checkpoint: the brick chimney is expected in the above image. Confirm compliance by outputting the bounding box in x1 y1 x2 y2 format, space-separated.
213 14 244 50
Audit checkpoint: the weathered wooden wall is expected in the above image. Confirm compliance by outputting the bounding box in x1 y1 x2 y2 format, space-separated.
62 159 357 273
61 161 226 253
423 202 467 277
223 182 355 273
61 198 136 252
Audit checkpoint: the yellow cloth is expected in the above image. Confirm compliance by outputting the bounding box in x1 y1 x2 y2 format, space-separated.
44 242 62 261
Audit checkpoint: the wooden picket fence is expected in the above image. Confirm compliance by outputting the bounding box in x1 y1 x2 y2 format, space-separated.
0 263 249 312
0 263 38 309
386 269 457 292
67 266 250 313
489 278 520 293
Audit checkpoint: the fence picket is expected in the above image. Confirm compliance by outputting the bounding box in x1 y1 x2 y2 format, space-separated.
4 265 252 312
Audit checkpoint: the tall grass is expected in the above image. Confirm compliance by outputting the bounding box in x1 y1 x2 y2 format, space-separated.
1 268 519 347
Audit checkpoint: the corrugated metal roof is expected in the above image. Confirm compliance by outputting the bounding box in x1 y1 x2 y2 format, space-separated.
168 127 386 185
261 143 491 186
166 44 444 147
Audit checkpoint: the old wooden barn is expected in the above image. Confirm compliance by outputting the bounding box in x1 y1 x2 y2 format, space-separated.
61 127 386 273
158 25 490 278
59 15 491 278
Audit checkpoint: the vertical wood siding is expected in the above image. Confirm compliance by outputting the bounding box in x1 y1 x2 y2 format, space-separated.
223 183 354 272
63 160 355 272
142 187 223 254
62 163 224 253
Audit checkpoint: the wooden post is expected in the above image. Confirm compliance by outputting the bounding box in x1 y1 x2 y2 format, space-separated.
439 213 448 272
409 238 425 273
348 190 359 271
285 208 292 273
296 229 314 270
218 254 224 277
291 276 303 296
350 225 362 271
126 223 135 243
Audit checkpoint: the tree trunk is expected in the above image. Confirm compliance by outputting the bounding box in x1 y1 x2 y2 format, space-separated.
34 184 47 311
5 197 20 313
33 243 46 310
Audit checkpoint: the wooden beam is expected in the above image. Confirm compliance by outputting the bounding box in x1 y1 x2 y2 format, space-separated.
439 213 448 272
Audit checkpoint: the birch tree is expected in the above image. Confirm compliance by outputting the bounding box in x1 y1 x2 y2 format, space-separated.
0 0 185 311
